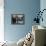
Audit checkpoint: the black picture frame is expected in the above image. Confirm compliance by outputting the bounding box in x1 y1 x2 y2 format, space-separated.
11 14 25 25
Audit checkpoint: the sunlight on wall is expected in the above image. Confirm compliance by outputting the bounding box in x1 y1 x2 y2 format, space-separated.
0 0 4 42
0 8 4 42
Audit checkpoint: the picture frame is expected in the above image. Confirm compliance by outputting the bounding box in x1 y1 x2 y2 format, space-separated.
11 14 25 25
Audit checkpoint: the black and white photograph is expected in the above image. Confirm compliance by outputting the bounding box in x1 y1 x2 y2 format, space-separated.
11 14 25 25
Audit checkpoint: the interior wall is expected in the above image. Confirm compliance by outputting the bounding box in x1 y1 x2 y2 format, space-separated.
40 0 46 27
0 0 4 42
4 0 40 42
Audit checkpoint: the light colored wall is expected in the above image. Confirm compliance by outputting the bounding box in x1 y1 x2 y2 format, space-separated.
4 0 40 42
40 0 46 26
0 0 4 42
